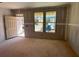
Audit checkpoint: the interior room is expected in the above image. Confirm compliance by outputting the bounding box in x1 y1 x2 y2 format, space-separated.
0 2 79 57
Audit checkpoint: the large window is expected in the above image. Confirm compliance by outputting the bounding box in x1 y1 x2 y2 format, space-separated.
34 11 56 33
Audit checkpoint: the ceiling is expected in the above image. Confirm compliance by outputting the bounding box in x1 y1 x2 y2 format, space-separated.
0 2 70 9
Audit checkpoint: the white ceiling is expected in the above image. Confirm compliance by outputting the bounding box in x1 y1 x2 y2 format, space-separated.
0 2 69 9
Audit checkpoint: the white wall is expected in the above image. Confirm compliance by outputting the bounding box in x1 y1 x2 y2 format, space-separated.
0 8 11 42
68 3 79 55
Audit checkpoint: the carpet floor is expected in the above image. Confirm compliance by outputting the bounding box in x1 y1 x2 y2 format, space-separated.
0 37 77 57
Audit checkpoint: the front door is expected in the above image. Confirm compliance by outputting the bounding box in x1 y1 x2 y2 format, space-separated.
5 16 17 39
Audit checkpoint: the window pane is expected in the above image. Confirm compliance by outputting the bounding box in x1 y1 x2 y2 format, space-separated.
46 11 56 23
34 12 43 22
35 23 43 32
46 23 55 32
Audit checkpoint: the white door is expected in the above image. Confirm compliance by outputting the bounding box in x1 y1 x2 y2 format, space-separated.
5 16 17 39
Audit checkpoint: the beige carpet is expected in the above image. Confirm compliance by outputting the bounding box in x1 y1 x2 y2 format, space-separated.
0 37 77 57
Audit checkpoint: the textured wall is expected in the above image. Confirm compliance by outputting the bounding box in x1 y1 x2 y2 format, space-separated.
0 8 11 42
68 3 79 55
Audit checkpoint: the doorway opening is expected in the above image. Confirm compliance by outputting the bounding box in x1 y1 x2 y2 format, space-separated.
16 16 25 37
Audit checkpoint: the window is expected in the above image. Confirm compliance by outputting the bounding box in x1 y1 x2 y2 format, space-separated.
34 12 43 32
16 14 24 17
46 11 56 33
34 11 56 33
